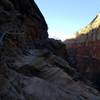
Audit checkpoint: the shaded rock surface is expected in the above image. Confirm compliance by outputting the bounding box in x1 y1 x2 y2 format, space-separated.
0 0 100 100
0 49 100 100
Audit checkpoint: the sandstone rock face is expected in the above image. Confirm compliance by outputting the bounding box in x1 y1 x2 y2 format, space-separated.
0 0 48 41
0 49 100 100
65 13 100 90
33 38 68 59
0 0 100 100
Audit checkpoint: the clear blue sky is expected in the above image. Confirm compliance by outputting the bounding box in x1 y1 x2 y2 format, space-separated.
35 0 100 41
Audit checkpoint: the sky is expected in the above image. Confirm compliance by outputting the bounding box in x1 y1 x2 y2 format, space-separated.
35 0 100 41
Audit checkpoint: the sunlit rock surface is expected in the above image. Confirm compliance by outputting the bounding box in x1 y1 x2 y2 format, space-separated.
64 13 100 90
0 0 100 100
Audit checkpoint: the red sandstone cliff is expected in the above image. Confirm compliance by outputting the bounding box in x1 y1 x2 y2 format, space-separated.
65 14 100 90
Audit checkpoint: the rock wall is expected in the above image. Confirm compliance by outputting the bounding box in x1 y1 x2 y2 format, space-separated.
65 13 100 90
0 0 48 41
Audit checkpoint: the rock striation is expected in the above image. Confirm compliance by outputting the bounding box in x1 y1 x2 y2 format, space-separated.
0 0 100 100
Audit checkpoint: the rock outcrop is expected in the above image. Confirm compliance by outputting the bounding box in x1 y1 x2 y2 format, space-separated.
0 0 48 40
0 0 100 100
